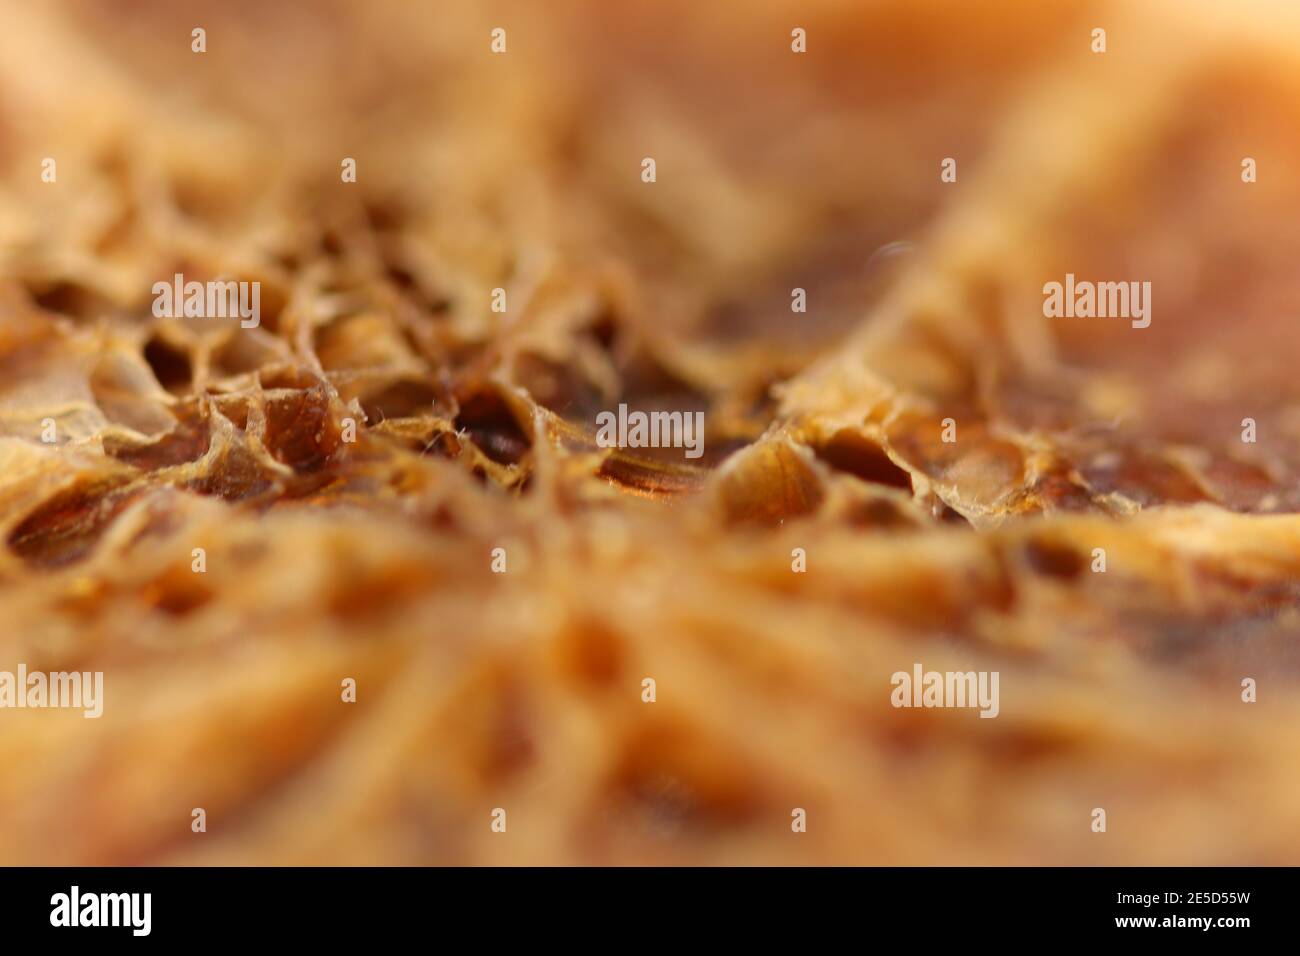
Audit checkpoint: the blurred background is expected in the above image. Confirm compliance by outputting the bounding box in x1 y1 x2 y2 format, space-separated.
2 0 1300 865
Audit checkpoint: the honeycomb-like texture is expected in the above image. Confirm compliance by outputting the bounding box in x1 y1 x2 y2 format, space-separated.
2 0 1300 864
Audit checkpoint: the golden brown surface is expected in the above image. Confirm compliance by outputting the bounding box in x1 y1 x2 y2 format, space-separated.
2 0 1300 864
